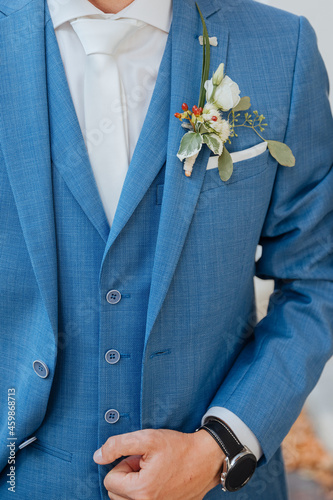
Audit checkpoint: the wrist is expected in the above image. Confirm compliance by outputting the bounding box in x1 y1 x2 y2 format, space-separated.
193 428 226 487
199 418 257 492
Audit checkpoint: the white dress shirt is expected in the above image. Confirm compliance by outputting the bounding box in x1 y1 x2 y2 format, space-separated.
47 0 262 462
48 0 171 161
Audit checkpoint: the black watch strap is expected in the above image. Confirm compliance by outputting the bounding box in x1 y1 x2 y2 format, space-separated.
200 418 244 457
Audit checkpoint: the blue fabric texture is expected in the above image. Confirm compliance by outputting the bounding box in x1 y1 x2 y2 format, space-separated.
0 0 332 498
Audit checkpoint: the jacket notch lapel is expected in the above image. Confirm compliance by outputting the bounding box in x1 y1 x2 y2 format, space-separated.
103 27 173 253
0 1 58 334
144 0 230 342
44 9 110 244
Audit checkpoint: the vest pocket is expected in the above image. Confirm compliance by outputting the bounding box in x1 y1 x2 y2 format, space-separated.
29 440 73 462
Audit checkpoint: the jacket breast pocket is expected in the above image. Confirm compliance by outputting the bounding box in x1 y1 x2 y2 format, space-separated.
200 148 270 193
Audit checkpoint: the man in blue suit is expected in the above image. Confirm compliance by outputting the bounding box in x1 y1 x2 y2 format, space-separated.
0 0 332 498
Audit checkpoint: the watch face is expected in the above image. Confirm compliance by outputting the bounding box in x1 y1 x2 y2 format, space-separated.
225 454 257 492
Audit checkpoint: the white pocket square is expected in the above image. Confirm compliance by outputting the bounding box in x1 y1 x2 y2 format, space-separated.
206 142 268 170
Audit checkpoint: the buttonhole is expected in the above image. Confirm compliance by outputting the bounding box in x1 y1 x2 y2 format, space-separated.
150 349 171 359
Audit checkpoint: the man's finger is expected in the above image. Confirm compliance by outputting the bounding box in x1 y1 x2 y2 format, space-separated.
94 429 155 464
104 457 142 497
121 455 142 472
107 493 127 500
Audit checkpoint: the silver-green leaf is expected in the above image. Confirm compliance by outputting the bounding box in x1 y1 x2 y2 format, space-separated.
203 133 223 156
267 140 295 167
199 123 211 135
177 132 203 162
233 96 251 112
218 147 234 181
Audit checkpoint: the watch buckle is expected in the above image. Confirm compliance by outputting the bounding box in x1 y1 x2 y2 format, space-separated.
220 456 230 492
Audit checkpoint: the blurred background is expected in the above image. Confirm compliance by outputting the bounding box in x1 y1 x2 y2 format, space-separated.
255 1 333 498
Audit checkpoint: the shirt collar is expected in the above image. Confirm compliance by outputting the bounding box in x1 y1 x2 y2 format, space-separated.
48 0 172 33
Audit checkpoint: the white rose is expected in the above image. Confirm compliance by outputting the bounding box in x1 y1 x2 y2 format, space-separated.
204 79 215 103
212 63 225 86
205 75 241 111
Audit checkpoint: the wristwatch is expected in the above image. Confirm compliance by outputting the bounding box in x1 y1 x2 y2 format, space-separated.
199 418 257 492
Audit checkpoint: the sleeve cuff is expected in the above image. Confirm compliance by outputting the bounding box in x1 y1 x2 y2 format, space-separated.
201 406 263 461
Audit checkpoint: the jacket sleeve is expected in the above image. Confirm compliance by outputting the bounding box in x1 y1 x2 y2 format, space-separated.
206 16 333 465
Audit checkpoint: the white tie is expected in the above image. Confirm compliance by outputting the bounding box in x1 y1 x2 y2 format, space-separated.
71 18 143 226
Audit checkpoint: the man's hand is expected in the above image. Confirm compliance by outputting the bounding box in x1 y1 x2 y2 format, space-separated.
93 428 225 500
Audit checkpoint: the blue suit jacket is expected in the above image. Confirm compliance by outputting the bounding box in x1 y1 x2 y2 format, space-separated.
0 0 332 497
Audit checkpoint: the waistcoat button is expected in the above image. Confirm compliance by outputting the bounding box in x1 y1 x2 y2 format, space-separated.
33 360 49 379
104 409 120 424
105 349 121 364
106 290 122 304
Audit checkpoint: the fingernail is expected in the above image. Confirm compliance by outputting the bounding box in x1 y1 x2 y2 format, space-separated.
93 448 103 463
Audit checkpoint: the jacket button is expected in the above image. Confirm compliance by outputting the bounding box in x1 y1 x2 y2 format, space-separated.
104 409 120 424
106 290 122 304
33 360 49 379
105 349 121 364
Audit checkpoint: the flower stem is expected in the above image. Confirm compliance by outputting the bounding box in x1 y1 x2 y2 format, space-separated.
234 124 266 142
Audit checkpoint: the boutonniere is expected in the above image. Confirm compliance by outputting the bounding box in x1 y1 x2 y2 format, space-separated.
175 3 295 180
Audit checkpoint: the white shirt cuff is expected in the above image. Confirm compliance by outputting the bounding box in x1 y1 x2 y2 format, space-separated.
201 407 263 461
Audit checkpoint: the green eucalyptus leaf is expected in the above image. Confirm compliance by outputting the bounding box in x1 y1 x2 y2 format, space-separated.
233 96 251 112
177 132 203 161
203 133 223 156
267 140 295 167
218 147 234 181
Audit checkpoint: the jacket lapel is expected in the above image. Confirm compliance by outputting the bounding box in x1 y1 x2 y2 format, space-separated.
0 0 229 342
0 0 58 333
44 7 110 244
145 0 230 341
103 27 173 255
